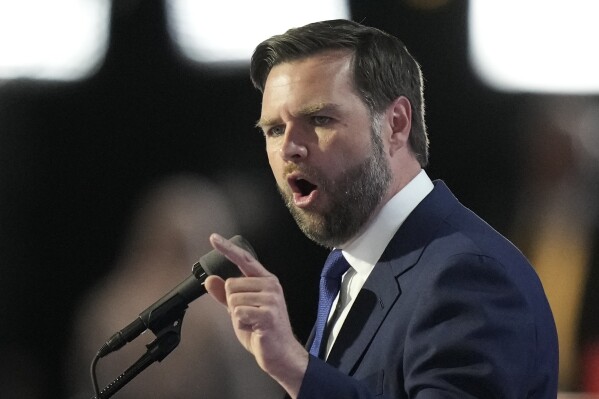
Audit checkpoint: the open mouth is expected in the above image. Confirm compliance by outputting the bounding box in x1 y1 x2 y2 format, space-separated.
287 174 319 206
295 178 317 197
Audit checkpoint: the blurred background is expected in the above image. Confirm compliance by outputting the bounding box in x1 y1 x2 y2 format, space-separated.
1 0 598 397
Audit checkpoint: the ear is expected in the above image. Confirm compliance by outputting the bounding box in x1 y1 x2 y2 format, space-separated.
386 96 412 156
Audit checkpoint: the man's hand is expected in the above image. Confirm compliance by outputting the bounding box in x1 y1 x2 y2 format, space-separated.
204 233 309 399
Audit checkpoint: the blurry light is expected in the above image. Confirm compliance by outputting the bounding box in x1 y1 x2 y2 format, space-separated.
166 0 350 65
469 1 599 93
0 0 110 81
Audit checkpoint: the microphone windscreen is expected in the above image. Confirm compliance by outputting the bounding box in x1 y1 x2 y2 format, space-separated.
192 235 256 280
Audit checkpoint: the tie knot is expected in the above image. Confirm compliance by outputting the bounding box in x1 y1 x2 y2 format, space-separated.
321 249 350 279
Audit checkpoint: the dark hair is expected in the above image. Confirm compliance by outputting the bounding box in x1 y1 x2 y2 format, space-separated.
250 19 429 167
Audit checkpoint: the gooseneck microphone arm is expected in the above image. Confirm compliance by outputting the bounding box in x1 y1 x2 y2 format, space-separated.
91 320 182 399
89 235 255 399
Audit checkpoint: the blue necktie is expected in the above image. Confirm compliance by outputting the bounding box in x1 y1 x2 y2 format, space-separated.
309 249 351 358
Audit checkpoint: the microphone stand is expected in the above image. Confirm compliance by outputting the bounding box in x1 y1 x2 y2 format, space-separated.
90 310 185 399
88 235 254 398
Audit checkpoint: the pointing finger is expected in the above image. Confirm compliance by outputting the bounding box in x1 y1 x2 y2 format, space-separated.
209 233 272 278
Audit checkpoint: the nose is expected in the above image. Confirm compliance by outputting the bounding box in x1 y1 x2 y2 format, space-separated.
280 123 308 161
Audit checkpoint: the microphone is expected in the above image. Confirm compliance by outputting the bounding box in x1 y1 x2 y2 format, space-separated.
96 235 254 358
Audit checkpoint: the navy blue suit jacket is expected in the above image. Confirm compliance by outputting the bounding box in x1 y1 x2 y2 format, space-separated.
298 181 558 398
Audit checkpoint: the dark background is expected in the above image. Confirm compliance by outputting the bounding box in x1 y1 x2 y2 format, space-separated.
0 0 559 397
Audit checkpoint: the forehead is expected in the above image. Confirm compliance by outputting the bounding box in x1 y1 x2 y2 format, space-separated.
261 50 359 113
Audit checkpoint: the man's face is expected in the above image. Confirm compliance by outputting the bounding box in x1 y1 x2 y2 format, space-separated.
258 51 391 248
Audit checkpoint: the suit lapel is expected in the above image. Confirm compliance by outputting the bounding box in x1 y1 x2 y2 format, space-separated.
326 259 400 373
325 180 458 374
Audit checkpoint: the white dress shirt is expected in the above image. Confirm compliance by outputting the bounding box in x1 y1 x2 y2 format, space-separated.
323 169 434 358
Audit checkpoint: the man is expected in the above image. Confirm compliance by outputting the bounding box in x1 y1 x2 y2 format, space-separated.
205 19 558 398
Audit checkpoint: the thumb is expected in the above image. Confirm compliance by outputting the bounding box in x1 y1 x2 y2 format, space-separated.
204 275 227 307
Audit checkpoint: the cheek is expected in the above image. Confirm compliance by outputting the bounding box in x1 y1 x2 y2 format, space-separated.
266 148 279 170
265 140 281 161
329 141 371 172
267 152 285 184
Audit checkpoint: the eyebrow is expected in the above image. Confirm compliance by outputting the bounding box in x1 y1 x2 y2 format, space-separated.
255 103 341 130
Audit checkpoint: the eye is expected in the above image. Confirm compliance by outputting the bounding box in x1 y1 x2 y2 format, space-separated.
311 115 332 126
265 125 285 138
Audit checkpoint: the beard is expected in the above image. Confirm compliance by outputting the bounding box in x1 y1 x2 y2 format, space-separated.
278 126 392 249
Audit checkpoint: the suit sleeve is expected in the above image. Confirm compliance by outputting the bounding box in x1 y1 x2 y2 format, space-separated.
298 253 539 399
403 253 537 398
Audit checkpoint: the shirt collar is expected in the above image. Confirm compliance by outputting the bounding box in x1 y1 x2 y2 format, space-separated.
339 169 434 278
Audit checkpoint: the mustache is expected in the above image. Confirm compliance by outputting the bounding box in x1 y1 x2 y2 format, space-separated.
283 163 321 184
283 163 299 175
